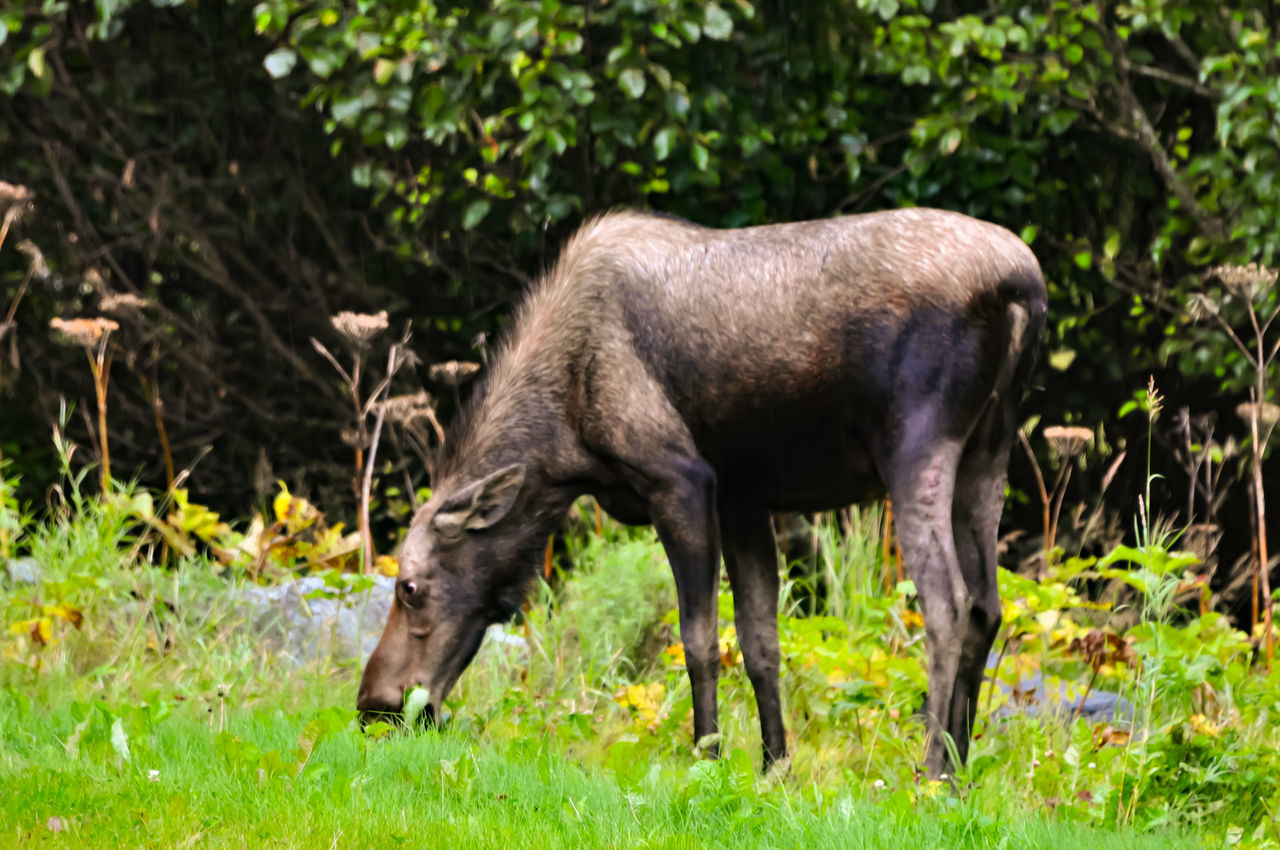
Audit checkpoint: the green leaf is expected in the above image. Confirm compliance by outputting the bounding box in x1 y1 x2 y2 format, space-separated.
263 47 297 79
1044 108 1078 135
462 199 491 230
27 46 45 80
404 687 431 724
110 717 130 762
1049 348 1077 371
653 127 678 161
691 142 709 171
1073 251 1092 270
1019 225 1038 244
703 5 733 40
618 68 646 99
938 128 962 155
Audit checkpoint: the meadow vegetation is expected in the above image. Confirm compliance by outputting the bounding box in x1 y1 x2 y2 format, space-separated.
0 441 1275 849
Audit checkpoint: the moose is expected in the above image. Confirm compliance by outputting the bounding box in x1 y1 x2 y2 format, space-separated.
357 208 1046 776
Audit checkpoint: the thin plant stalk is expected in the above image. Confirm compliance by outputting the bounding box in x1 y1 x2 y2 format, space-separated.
1247 396 1272 663
361 401 388 574
86 335 114 495
1018 430 1052 571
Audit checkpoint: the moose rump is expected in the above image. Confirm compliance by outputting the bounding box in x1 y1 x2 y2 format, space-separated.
357 208 1047 777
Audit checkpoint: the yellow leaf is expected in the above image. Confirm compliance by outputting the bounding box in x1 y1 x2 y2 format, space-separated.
375 555 399 577
900 609 924 629
45 604 83 629
273 481 293 524
8 618 39 637
663 643 685 666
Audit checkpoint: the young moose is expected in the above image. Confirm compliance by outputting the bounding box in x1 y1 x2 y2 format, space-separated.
357 208 1046 776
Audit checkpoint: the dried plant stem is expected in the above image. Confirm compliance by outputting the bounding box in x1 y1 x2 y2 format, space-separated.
882 497 896 594
1018 430 1052 570
86 338 113 495
0 209 16 253
138 374 175 491
1249 399 1272 664
543 535 555 580
361 402 388 574
1046 463 1073 555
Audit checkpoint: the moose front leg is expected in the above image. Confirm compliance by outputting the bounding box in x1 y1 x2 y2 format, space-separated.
649 456 723 756
721 503 787 769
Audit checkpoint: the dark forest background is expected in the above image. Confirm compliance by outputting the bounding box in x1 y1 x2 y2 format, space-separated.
1 0 1276 606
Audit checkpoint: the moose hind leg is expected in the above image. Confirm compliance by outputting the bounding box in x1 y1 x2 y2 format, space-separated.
885 436 968 778
947 404 1018 765
721 503 787 769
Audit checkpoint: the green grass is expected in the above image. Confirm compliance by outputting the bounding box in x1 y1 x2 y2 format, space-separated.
0 685 1193 849
0 484 1271 848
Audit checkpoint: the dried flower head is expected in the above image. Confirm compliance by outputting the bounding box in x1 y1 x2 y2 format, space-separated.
50 316 119 348
1043 425 1094 458
0 181 31 209
1208 263 1278 301
331 310 388 347
0 182 32 233
15 239 49 280
99 292 149 314
1186 292 1219 321
378 390 436 425
1236 402 1280 429
429 360 482 386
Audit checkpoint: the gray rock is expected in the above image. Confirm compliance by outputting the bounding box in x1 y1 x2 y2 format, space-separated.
233 575 529 666
987 652 1132 725
236 575 396 665
4 557 42 585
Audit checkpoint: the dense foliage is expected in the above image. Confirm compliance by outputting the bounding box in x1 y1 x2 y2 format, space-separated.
1 2 1277 577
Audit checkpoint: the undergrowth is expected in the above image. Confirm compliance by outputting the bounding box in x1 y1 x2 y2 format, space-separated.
0 463 1274 847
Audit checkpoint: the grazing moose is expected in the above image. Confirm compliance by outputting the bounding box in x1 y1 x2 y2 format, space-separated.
357 208 1046 776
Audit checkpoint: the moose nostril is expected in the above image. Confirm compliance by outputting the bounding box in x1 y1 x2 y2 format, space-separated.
398 579 419 598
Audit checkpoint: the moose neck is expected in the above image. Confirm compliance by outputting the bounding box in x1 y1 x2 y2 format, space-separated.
436 283 594 527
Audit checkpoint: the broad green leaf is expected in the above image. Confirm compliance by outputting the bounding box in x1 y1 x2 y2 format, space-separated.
703 6 733 40
618 68 646 99
262 47 297 78
462 198 491 230
653 126 678 161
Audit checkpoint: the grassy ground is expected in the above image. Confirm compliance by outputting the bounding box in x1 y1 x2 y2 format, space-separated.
0 486 1269 847
1 683 1193 849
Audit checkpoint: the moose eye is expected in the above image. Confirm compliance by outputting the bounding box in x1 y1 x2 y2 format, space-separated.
397 578 428 608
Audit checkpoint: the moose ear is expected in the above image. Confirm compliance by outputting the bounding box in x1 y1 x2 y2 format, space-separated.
431 464 527 536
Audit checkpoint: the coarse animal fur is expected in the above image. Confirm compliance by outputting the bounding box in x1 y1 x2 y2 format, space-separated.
358 207 1047 776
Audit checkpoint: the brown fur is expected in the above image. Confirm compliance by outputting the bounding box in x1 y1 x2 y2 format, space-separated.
360 208 1047 776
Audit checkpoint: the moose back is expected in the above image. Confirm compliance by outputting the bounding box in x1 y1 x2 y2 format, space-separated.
357 208 1046 776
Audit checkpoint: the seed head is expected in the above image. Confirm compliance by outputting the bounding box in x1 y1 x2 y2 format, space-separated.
50 316 119 348
1236 402 1280 429
378 390 436 425
99 292 149 314
331 310 388 347
429 360 482 386
1208 262 1278 301
1186 292 1219 321
1043 425 1094 458
0 182 32 225
15 239 48 280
